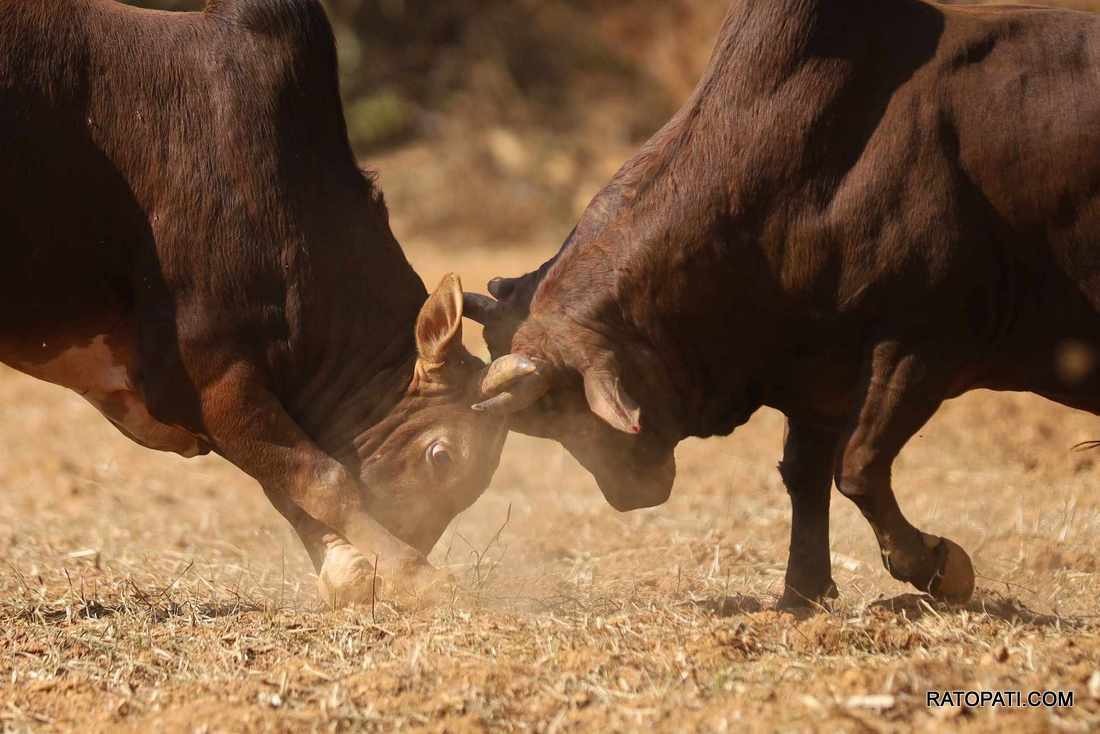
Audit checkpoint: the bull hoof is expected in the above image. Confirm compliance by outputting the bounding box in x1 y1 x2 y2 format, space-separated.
318 538 380 608
927 536 975 604
317 536 452 609
778 579 839 610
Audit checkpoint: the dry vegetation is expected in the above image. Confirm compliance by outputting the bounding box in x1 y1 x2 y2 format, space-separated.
3 245 1100 732
5 0 1100 732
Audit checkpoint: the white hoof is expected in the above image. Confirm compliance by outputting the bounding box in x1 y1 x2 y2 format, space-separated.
317 536 378 607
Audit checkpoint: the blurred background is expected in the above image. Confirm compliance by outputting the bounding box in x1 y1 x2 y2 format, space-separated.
130 0 730 250
127 0 1100 254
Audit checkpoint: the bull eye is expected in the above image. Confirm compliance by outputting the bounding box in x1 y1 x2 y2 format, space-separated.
427 441 453 471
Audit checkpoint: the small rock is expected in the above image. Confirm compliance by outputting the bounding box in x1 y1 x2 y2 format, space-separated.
831 552 863 572
846 694 896 711
259 692 283 709
1088 671 1100 699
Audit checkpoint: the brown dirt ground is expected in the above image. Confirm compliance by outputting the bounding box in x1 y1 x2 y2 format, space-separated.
1 228 1100 732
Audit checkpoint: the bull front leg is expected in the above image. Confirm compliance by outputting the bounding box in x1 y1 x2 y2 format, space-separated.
257 485 329 571
200 363 431 602
256 491 380 607
836 341 975 603
777 420 841 608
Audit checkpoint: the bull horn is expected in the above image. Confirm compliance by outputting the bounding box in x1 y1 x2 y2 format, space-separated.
488 277 518 300
480 354 538 395
472 392 518 414
462 293 501 326
472 354 551 414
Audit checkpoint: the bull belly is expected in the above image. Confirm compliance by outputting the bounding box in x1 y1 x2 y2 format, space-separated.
0 326 209 458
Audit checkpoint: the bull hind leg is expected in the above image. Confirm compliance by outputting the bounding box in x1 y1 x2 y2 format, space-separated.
777 420 841 608
837 341 976 603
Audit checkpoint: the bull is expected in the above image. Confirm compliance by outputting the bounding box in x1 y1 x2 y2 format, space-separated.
0 0 512 602
466 0 1100 606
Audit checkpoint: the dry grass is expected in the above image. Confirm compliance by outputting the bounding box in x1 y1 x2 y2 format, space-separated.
1 236 1099 732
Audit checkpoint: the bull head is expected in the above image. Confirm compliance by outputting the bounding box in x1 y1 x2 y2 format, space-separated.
463 289 644 435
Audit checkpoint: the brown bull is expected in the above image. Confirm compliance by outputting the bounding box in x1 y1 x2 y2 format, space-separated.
466 0 1100 606
0 0 512 602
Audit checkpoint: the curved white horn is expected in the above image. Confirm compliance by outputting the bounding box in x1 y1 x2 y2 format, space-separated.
480 354 539 395
472 355 551 414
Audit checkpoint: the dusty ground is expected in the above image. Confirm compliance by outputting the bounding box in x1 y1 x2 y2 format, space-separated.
0 230 1099 733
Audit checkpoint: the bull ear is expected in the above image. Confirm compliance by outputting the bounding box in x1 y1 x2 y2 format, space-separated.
583 365 642 434
415 273 464 365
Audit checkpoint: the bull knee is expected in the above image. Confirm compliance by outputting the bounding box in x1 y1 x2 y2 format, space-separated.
285 461 361 526
836 445 889 499
779 456 831 496
779 427 838 492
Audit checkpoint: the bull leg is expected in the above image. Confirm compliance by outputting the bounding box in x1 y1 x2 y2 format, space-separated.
836 341 975 603
199 364 430 591
259 488 378 605
777 420 841 608
258 487 329 571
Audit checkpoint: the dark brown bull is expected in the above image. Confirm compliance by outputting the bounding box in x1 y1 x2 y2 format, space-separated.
0 0 511 602
467 0 1100 606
